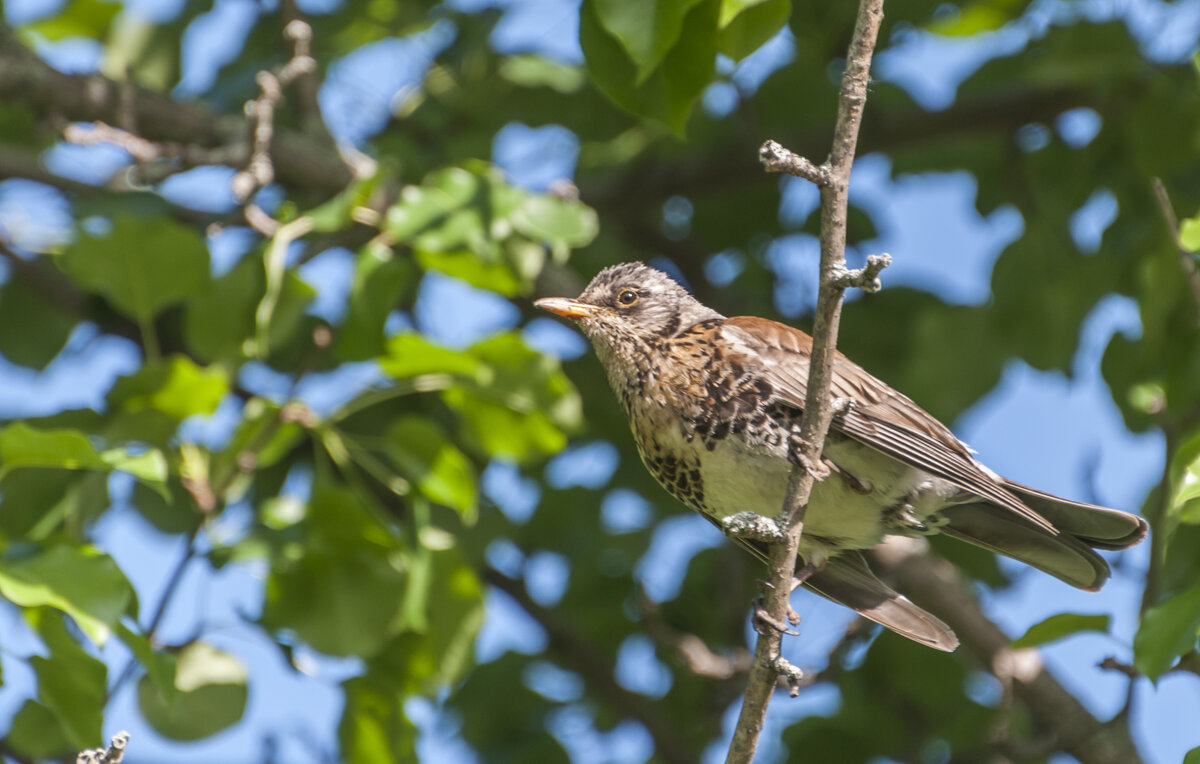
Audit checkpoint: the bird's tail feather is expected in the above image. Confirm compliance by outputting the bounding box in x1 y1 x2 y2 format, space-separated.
938 502 1111 591
804 551 959 652
1002 481 1149 550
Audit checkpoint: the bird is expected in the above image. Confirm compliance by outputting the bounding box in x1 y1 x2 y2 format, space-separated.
535 261 1148 652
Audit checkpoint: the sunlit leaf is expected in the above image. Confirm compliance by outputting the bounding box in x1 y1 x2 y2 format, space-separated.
138 642 248 740
387 415 478 521
1134 581 1200 680
1011 613 1111 648
29 609 106 749
0 545 134 644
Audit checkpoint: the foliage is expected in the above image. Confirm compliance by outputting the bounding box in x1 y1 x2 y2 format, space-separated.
0 0 1197 761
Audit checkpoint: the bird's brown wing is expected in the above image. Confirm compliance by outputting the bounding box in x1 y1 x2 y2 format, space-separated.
719 316 1056 532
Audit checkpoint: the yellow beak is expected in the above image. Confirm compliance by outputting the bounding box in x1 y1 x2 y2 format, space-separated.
534 297 603 319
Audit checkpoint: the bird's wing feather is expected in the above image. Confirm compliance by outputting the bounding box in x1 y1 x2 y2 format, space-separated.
804 551 959 652
719 316 1056 532
1002 480 1147 549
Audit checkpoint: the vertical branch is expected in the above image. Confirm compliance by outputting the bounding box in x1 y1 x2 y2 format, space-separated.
724 1 887 761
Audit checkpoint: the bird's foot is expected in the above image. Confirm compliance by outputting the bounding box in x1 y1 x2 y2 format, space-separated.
831 396 856 418
799 452 831 482
771 655 805 697
823 457 873 495
722 512 785 543
752 597 799 637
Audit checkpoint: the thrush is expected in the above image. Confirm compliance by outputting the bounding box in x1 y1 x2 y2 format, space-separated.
536 262 1148 652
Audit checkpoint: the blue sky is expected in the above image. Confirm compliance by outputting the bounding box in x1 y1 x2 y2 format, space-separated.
1 0 1198 762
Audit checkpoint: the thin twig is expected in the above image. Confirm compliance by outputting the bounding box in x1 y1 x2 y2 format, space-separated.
724 1 887 761
1151 178 1200 326
75 730 129 764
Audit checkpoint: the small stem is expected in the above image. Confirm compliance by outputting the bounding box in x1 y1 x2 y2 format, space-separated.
138 312 161 362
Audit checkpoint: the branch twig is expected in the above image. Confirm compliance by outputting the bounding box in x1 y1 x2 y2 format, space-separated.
724 1 887 761
1151 178 1200 326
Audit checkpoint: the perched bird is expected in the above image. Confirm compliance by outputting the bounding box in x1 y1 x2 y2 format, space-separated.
536 262 1148 652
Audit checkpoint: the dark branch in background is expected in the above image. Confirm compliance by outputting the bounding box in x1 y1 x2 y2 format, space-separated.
873 538 1145 764
482 567 696 764
722 1 887 760
634 587 751 681
1151 178 1200 324
0 24 352 196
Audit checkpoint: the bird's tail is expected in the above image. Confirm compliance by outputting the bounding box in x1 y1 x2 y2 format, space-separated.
937 483 1148 592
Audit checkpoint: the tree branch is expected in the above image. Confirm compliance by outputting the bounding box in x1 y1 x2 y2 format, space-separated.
873 538 1145 764
1151 178 1200 326
724 1 887 761
0 25 352 197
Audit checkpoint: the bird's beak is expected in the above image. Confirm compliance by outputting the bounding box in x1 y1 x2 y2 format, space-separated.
534 297 603 319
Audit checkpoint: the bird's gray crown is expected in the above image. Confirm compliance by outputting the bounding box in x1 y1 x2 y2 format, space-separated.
576 261 724 341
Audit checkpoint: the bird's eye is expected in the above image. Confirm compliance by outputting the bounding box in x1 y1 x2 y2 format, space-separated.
616 289 639 307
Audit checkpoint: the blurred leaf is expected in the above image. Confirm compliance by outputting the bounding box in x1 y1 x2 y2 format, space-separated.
29 609 107 749
1011 613 1111 648
379 333 483 380
116 622 179 706
60 215 210 324
591 0 705 81
338 675 418 764
511 195 600 250
499 55 586 92
1180 212 1200 252
131 478 199 534
7 700 73 760
1134 580 1200 680
335 242 414 361
416 249 523 295
138 642 247 740
0 544 134 644
718 0 790 61
108 355 228 421
19 0 120 41
262 482 406 656
0 279 76 368
387 416 478 521
580 0 719 134
1186 745 1200 764
369 545 485 694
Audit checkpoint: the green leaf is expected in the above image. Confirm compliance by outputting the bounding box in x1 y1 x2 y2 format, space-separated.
370 546 485 694
29 609 107 749
60 215 210 324
0 422 107 473
262 482 406 656
386 416 478 522
378 333 484 381
1185 745 1200 764
116 622 179 706
138 642 248 741
339 676 418 764
592 0 706 82
0 544 135 644
108 356 229 421
580 0 720 134
7 700 73 760
416 250 524 296
499 55 586 93
1134 581 1200 680
718 0 790 61
1180 213 1200 252
1011 613 1111 648
511 195 600 250
335 242 414 362
0 278 76 369
19 0 120 41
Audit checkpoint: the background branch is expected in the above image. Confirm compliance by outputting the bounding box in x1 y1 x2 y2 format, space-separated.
873 538 1145 764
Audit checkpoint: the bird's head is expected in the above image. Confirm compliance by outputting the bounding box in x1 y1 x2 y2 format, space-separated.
535 263 723 351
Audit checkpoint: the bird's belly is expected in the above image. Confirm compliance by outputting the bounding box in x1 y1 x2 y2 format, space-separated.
636 412 959 559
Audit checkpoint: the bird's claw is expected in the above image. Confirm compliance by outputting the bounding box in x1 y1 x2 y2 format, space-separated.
753 597 799 636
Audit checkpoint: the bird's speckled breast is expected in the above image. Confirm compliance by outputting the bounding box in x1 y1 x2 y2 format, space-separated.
618 325 957 562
